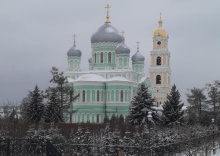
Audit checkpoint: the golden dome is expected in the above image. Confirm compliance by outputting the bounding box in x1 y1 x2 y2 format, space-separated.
154 28 166 37
153 13 166 37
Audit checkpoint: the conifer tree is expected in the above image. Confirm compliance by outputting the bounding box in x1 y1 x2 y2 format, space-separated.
186 87 206 122
127 83 157 126
119 114 124 123
44 88 63 126
21 85 44 130
162 84 184 126
206 80 220 121
49 67 79 121
110 113 118 124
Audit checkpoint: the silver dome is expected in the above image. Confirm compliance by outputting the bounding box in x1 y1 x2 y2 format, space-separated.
91 23 122 43
67 46 82 57
88 57 92 63
131 52 145 62
115 42 130 54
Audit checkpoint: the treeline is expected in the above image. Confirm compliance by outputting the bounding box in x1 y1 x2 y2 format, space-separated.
19 67 79 130
1 66 220 133
127 80 220 128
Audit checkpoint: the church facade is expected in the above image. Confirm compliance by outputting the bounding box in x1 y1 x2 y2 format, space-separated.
64 5 171 123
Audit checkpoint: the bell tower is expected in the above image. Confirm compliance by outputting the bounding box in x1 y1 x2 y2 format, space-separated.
149 14 171 104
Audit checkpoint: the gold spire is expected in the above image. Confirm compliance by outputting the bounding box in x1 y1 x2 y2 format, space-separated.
136 41 140 52
158 13 163 28
73 34 77 47
105 4 111 23
120 30 125 42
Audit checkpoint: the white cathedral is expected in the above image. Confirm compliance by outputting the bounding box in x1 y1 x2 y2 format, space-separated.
64 5 171 123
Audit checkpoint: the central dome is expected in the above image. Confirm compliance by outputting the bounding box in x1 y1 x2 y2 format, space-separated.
91 23 122 43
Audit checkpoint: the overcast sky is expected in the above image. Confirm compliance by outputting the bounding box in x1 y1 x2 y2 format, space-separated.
0 0 220 105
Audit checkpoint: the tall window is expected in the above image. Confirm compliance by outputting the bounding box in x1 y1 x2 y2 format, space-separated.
156 75 161 84
120 90 123 102
82 90 85 102
100 52 103 63
97 90 100 101
157 56 161 65
108 52 111 63
96 114 99 123
124 58 127 66
94 53 97 63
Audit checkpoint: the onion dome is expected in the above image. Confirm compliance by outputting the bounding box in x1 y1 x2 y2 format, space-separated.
115 32 130 54
67 46 82 57
131 52 145 62
88 57 92 63
91 4 122 43
153 13 167 37
91 23 122 43
67 34 82 57
131 41 145 62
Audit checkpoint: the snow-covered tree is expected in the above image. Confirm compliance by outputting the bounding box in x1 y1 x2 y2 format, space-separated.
110 113 118 125
44 88 63 126
21 85 44 130
186 87 206 122
206 80 220 121
127 83 157 126
119 114 124 123
162 84 184 126
103 115 110 123
122 130 133 155
101 123 113 155
49 67 79 121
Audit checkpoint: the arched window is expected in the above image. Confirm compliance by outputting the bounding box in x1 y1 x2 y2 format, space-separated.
124 58 127 66
156 75 161 84
120 90 123 102
82 90 85 102
100 52 103 63
70 60 73 69
97 90 100 101
108 52 111 63
94 53 97 63
157 57 161 65
119 58 122 66
96 114 99 123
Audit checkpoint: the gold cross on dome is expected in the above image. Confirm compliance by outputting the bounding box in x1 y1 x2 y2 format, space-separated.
105 4 111 23
73 34 77 47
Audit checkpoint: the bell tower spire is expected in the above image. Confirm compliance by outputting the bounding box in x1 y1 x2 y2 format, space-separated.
149 15 171 104
158 13 163 28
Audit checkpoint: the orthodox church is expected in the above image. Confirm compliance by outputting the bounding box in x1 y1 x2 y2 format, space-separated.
64 5 171 123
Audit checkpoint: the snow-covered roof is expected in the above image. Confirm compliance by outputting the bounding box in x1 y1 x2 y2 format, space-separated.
108 76 130 82
74 74 106 82
139 77 147 83
67 77 74 83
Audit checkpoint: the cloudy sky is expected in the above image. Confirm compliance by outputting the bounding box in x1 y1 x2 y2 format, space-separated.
0 0 219 105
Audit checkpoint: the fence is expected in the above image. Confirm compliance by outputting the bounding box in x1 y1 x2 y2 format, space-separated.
0 139 61 156
54 133 220 156
0 133 219 156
